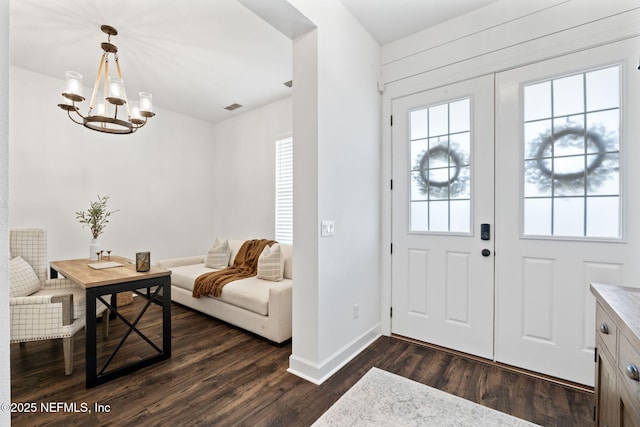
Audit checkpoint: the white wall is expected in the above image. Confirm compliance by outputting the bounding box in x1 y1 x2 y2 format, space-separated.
208 97 292 241
0 0 10 424
287 0 382 383
9 67 218 261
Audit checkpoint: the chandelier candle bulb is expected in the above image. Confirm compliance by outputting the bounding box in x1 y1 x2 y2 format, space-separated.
64 71 83 97
129 101 144 124
107 76 125 105
139 92 154 116
94 101 106 117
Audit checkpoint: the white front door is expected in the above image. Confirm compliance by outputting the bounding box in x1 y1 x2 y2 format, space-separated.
391 38 640 386
495 39 640 386
391 75 495 359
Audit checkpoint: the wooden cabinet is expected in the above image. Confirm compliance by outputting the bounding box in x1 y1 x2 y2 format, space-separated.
592 284 640 427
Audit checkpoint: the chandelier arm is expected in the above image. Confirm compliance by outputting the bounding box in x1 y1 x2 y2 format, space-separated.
88 54 106 111
137 117 148 129
66 108 85 125
114 58 132 118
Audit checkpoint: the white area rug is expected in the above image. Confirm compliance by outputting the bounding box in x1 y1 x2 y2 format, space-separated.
312 367 540 427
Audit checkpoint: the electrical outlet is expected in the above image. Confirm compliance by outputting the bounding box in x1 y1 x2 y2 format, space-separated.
353 304 359 319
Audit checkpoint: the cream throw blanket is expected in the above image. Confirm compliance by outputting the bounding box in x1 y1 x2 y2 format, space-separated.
192 239 276 298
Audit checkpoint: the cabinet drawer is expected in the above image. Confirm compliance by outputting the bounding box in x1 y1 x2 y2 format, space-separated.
596 303 617 361
618 331 640 403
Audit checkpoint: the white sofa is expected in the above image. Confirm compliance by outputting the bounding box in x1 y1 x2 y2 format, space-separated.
155 240 292 344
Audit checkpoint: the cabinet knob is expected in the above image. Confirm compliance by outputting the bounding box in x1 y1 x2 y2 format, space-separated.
599 323 609 334
626 364 639 381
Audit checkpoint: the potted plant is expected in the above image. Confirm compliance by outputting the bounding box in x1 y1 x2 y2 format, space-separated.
76 194 118 260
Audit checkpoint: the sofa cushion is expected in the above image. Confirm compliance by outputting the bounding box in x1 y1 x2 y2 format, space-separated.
257 243 285 281
217 277 274 316
205 238 231 268
170 264 212 292
10 256 41 297
169 263 293 316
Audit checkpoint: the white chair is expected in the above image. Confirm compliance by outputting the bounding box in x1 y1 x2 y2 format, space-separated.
9 228 108 375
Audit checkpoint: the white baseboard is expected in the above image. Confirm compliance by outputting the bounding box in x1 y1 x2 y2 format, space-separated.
287 323 381 385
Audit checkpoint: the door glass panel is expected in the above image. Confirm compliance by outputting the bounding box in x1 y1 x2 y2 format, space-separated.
587 153 619 195
411 202 429 231
450 200 471 232
586 67 619 111
524 81 551 121
553 197 585 236
410 98 472 233
522 65 621 238
553 74 584 116
524 198 552 235
429 104 448 136
411 109 428 140
429 201 449 231
449 99 470 133
587 197 620 237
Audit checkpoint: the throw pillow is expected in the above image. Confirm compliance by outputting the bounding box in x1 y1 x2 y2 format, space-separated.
10 256 41 297
204 238 231 269
257 243 285 281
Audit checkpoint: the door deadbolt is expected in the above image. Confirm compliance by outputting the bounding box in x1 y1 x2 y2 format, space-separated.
481 223 490 240
481 249 491 257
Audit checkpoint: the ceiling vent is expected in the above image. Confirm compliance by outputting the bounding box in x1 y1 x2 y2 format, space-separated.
283 80 293 88
224 103 243 111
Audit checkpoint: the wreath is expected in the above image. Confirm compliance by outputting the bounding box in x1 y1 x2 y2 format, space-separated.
413 141 469 199
525 125 617 194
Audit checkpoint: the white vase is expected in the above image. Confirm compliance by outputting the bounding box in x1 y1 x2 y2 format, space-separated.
90 238 100 260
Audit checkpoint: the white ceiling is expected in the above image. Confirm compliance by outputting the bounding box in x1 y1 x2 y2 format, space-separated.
9 0 499 124
339 0 500 45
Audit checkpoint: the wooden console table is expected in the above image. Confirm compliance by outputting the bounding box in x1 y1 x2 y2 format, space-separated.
591 283 640 427
50 256 172 388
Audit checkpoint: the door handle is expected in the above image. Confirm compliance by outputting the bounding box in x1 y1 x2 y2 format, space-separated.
481 249 491 257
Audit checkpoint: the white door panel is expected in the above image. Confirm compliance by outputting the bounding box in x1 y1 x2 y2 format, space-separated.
391 75 495 359
495 38 640 386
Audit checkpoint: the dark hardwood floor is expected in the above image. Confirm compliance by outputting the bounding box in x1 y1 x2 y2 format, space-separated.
11 297 594 426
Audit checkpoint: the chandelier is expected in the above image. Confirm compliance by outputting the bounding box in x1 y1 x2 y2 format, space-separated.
57 25 155 134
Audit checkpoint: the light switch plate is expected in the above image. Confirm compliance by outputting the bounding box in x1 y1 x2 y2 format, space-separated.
321 220 335 237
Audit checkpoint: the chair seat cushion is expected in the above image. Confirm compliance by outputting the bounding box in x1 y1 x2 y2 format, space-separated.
10 256 41 297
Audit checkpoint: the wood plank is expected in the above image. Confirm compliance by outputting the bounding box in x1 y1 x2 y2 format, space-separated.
11 298 594 426
50 256 170 288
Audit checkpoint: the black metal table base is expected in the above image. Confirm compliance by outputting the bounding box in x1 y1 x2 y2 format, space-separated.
85 276 171 388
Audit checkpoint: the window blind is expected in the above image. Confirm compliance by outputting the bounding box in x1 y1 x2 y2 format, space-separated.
275 137 293 244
